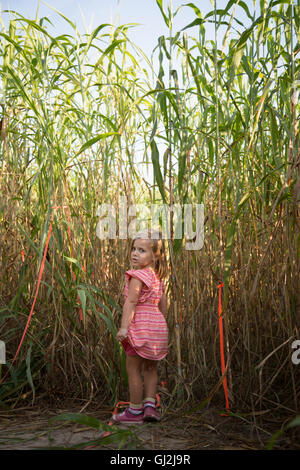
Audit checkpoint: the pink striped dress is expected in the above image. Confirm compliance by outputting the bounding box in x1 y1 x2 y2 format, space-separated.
123 267 168 361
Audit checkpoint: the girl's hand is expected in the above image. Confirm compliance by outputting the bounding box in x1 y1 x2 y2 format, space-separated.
116 328 128 342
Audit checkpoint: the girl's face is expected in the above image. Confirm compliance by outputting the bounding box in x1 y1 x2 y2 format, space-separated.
131 238 156 270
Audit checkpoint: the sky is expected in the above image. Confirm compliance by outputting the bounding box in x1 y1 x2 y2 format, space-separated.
0 0 253 57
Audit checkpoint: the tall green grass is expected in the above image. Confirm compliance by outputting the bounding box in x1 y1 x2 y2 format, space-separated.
0 0 299 417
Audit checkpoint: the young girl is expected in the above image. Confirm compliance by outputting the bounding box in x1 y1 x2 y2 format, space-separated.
112 230 168 424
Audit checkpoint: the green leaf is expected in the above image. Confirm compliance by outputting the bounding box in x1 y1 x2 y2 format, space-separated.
232 45 245 70
156 0 170 28
150 139 167 204
77 289 86 320
74 132 119 158
63 256 82 269
103 39 125 56
266 415 300 449
4 66 45 130
182 18 205 31
287 415 300 429
178 151 187 196
158 35 171 59
39 1 77 31
0 32 23 54
223 0 254 21
237 191 252 208
84 289 117 336
84 24 111 53
183 3 202 18
26 343 35 403
163 148 170 177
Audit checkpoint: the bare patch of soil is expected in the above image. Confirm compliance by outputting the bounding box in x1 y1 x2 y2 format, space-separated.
0 403 298 450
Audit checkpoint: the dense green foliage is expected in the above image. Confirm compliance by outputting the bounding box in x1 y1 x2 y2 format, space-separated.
0 1 299 417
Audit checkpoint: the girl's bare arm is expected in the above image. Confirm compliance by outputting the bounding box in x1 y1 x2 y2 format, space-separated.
116 278 143 341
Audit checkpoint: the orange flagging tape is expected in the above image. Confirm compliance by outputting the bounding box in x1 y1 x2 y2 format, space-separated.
0 206 84 384
0 215 53 385
217 282 230 414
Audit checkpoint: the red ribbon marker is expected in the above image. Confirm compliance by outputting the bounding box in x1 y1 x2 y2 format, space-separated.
0 205 85 384
0 214 53 384
217 282 230 414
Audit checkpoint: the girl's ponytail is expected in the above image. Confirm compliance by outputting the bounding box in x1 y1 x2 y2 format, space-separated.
152 232 168 279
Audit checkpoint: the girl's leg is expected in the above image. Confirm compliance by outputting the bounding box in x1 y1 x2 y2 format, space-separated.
112 354 144 424
126 354 144 404
142 359 158 399
142 359 161 422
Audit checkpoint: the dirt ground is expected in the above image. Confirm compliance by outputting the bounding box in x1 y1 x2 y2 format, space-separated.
0 401 298 451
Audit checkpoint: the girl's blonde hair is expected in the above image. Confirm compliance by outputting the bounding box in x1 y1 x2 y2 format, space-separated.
129 230 168 279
